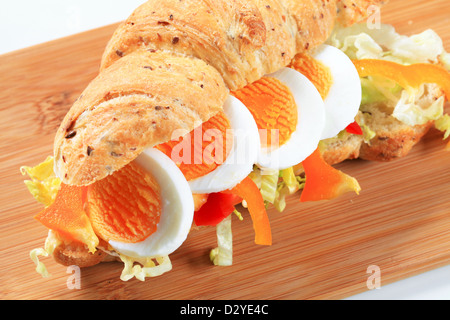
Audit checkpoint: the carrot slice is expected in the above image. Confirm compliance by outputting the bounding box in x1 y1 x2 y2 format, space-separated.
300 148 361 202
34 184 99 253
224 177 272 246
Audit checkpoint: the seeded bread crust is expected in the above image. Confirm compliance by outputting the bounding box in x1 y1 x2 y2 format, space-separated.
54 50 228 186
358 116 434 162
322 133 364 165
99 0 339 91
54 0 385 186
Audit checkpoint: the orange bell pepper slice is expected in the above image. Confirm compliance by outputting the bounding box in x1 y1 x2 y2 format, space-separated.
353 59 450 100
300 148 361 202
224 177 272 246
34 184 99 253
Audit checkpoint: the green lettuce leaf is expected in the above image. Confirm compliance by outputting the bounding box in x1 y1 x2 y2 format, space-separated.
393 85 445 126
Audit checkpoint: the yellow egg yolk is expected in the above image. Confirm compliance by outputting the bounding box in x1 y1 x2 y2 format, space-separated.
156 111 232 181
232 77 298 149
289 52 333 100
86 161 162 243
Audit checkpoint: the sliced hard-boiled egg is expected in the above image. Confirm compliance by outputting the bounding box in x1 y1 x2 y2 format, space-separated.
290 44 362 139
233 67 326 170
157 95 260 194
105 148 194 259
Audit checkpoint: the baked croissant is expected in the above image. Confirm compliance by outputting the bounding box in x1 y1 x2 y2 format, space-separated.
54 0 386 186
25 0 450 279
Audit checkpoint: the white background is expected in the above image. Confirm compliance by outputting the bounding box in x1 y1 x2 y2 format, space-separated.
0 0 146 54
2 0 450 300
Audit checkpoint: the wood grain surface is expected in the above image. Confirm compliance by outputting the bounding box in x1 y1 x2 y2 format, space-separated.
1 0 450 300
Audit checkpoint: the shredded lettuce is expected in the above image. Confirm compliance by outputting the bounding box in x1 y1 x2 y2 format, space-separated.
360 76 402 105
247 166 262 189
233 208 244 221
119 254 172 281
31 230 173 281
30 248 51 278
274 182 292 213
279 167 299 194
360 77 387 105
258 168 279 204
435 114 450 140
30 231 62 278
393 85 445 126
248 165 305 213
274 167 302 212
20 156 61 207
210 214 233 266
360 77 445 128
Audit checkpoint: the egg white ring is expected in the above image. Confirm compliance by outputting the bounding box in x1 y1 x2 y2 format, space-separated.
312 44 362 139
256 67 326 170
188 95 260 194
109 148 194 259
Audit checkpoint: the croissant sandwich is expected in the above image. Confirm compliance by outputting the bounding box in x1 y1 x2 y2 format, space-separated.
22 0 450 281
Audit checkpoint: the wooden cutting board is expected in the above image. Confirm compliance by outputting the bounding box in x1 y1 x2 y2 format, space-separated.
1 0 450 300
